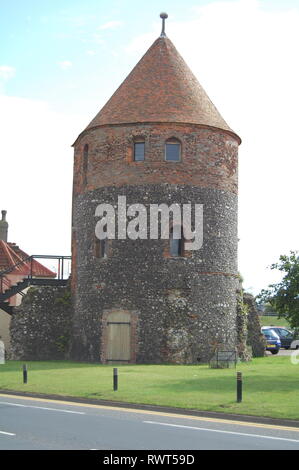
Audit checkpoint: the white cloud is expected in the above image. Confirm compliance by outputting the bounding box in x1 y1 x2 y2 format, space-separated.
86 50 96 56
82 20 123 47
0 65 16 80
63 14 96 28
58 60 72 70
0 95 88 257
126 0 299 294
98 20 122 30
125 32 154 55
92 33 105 45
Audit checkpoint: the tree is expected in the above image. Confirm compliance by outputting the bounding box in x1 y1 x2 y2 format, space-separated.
263 302 277 314
258 251 299 328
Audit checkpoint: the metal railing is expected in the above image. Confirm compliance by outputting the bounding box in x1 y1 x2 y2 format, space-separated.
0 275 11 295
0 255 71 295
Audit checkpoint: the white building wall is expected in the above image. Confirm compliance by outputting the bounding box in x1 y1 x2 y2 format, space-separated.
0 308 11 353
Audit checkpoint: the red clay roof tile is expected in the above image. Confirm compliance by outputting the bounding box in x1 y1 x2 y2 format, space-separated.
83 36 240 142
0 240 56 277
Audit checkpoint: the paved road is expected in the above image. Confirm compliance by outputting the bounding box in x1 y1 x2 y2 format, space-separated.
267 349 296 356
0 394 299 450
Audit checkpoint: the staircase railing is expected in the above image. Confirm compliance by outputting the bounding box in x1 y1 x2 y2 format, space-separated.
0 255 71 295
0 274 11 295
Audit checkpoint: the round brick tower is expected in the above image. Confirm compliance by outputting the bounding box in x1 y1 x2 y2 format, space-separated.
70 23 241 363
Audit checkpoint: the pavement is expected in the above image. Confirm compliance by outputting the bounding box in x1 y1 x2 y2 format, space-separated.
266 348 296 356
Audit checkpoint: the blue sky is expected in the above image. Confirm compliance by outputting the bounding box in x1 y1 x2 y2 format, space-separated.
1 0 299 293
2 0 298 114
1 0 205 113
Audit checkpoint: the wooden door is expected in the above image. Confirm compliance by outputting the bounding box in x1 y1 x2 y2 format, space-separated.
107 311 131 362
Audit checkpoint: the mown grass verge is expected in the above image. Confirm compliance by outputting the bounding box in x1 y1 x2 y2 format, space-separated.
259 316 290 328
0 356 298 420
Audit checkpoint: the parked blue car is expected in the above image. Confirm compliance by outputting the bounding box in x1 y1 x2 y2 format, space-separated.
261 328 281 354
263 326 294 349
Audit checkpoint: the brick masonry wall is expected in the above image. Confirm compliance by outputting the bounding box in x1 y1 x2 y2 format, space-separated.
73 123 238 197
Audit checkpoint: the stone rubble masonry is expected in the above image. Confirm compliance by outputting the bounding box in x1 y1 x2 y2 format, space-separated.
244 292 266 357
10 286 72 360
236 286 252 361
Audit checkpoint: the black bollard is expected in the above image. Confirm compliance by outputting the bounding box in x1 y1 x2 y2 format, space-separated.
236 371 242 403
113 368 118 391
23 364 27 384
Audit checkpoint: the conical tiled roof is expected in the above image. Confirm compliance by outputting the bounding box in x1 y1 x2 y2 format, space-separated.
83 36 240 142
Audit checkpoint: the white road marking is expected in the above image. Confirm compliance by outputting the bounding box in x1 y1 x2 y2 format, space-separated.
144 421 299 444
1 393 299 433
0 401 85 415
0 430 16 436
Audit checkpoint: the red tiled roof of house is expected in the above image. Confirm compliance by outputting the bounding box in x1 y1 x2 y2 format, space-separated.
83 36 240 142
0 240 56 277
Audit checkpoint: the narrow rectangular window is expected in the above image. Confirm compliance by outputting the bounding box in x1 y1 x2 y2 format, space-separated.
95 239 108 258
165 143 180 161
102 239 108 258
170 226 184 257
134 142 145 161
83 144 89 185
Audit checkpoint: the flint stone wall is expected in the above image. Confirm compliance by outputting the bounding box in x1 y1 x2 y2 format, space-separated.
70 183 238 363
244 292 266 357
10 285 72 360
236 287 252 361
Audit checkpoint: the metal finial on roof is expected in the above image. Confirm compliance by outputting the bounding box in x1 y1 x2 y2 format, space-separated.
160 12 168 37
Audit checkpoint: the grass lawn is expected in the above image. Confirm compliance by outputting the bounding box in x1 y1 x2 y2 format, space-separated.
259 315 291 328
0 357 299 421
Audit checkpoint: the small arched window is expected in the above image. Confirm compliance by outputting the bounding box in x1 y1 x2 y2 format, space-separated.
83 144 89 185
165 138 181 162
170 225 184 257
